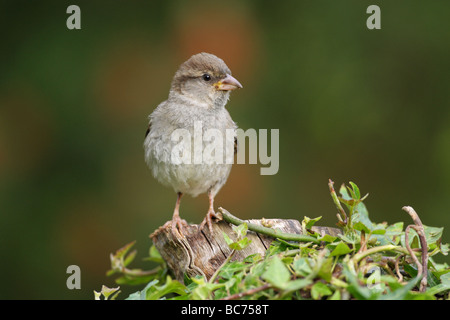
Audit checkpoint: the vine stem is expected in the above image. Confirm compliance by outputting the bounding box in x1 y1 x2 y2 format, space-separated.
328 179 348 225
352 245 399 263
221 283 272 300
402 206 428 292
352 244 422 263
209 249 236 284
218 207 320 244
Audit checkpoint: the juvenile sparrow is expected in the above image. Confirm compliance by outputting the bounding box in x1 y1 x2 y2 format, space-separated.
144 52 242 236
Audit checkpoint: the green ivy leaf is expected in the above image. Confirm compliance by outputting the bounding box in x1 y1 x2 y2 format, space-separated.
123 249 137 267
223 231 252 251
378 275 421 300
219 261 247 280
94 285 121 300
285 278 312 292
223 232 234 246
349 182 361 200
232 222 248 239
147 276 187 300
243 253 263 263
126 277 187 300
317 257 333 282
330 242 352 256
126 280 158 300
293 257 313 277
353 221 371 234
223 223 252 251
230 237 252 251
343 265 377 300
190 277 223 300
262 256 291 289
311 282 333 300
426 272 450 296
339 184 352 201
318 234 338 243
302 216 322 229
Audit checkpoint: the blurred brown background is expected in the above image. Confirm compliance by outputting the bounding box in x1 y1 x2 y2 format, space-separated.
0 0 449 299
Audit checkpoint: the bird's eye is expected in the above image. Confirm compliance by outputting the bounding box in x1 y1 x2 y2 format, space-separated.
202 73 212 81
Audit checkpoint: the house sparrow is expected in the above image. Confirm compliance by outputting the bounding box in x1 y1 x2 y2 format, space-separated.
144 52 242 236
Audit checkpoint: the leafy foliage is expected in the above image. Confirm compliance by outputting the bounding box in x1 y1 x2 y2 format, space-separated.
94 285 121 300
98 181 450 300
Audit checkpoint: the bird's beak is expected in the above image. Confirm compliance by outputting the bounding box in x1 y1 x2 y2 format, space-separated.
214 74 243 91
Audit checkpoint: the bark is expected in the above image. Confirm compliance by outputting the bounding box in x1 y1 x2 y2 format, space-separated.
150 217 342 282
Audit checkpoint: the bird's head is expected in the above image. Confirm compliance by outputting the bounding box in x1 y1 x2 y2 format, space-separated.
170 52 242 108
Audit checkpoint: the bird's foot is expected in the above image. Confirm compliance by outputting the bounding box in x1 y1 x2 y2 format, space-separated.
199 209 220 234
170 216 188 237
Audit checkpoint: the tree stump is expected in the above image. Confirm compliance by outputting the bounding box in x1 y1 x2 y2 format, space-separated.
150 215 342 282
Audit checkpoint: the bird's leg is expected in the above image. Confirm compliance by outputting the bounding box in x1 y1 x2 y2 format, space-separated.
199 190 220 234
171 192 188 236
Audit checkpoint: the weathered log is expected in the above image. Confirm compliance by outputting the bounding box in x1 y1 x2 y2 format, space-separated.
150 213 342 282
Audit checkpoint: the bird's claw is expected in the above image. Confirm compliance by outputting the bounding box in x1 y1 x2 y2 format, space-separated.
171 216 188 237
199 210 220 234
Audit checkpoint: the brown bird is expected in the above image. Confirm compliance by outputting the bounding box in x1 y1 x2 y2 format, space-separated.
144 53 242 236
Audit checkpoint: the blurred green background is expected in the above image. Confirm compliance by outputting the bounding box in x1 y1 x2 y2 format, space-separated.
1 0 449 299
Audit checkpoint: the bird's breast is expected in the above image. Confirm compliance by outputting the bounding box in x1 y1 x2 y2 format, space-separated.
144 113 235 196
